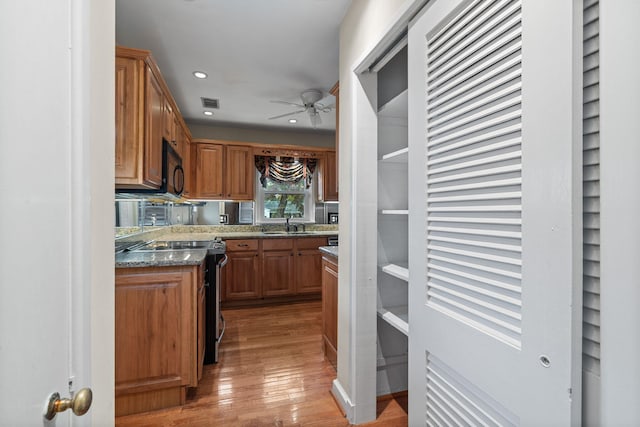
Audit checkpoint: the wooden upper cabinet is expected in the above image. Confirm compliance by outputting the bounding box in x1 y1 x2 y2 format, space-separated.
225 145 254 200
195 143 224 198
115 54 157 188
115 46 189 191
163 98 177 149
191 142 254 200
319 151 338 202
144 68 164 188
173 118 184 157
181 134 192 197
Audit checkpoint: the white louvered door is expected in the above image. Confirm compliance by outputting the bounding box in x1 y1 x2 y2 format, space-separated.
407 0 581 425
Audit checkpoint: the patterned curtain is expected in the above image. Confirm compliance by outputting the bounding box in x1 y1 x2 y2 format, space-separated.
255 156 318 188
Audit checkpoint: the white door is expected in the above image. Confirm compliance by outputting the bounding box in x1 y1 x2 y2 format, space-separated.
407 0 582 425
0 1 114 425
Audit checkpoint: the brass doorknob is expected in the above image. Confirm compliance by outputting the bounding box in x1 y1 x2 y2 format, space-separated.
44 387 92 420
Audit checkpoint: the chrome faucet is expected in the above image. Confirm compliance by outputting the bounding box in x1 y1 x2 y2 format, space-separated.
285 215 300 232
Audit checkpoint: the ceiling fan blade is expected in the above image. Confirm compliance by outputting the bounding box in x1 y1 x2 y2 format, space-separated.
316 103 335 112
270 100 305 108
309 111 322 127
268 109 306 120
314 94 336 111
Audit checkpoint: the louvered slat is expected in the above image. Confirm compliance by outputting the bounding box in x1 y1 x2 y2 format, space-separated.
582 0 601 377
426 355 518 426
425 0 523 348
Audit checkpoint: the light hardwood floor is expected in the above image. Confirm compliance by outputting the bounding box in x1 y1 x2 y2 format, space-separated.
115 300 408 426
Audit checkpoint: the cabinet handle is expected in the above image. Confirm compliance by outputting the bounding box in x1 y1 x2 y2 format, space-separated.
238 243 249 247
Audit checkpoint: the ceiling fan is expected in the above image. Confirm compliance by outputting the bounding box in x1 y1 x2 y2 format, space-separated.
269 89 335 127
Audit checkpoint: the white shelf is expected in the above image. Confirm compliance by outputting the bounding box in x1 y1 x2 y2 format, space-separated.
380 209 408 215
381 263 409 281
381 147 409 163
378 88 408 118
377 305 409 336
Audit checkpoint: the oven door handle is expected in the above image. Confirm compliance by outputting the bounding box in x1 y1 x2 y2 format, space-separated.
217 254 228 268
217 314 226 343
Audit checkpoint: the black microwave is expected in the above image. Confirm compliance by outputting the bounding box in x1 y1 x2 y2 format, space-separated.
162 139 184 197
116 139 184 198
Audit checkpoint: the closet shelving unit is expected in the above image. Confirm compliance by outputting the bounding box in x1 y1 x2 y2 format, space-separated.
376 47 409 396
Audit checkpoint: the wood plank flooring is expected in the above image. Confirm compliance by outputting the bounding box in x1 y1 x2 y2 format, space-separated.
115 301 408 426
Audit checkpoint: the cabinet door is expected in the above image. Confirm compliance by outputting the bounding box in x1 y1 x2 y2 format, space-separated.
225 145 254 200
115 267 194 415
294 237 326 294
224 251 261 300
262 250 295 297
173 118 184 157
144 67 164 188
182 136 192 197
322 257 338 368
115 56 144 186
196 280 205 382
321 151 339 202
195 143 224 198
163 99 175 146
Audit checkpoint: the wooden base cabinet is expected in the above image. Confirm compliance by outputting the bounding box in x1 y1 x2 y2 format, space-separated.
223 239 261 301
115 263 204 416
322 255 338 369
262 239 295 297
223 237 331 304
295 237 326 294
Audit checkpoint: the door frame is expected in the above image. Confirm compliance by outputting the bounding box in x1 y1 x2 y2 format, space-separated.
332 0 428 423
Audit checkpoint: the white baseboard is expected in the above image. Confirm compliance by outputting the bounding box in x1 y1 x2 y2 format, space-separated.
331 378 354 421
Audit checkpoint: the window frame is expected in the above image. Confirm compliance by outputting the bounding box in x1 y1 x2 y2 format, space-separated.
254 170 315 224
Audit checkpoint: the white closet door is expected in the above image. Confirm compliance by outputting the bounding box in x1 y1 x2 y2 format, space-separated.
407 0 581 425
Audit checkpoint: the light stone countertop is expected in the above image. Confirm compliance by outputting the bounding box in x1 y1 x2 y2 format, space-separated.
319 246 338 258
115 248 208 268
152 230 338 241
115 227 338 268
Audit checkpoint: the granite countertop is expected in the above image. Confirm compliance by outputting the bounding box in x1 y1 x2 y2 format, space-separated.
319 246 338 258
115 249 208 268
153 230 338 241
115 225 338 268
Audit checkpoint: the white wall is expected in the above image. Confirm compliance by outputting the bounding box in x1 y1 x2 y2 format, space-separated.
188 122 335 147
335 0 415 423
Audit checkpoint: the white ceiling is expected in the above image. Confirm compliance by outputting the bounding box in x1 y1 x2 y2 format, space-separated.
116 0 351 133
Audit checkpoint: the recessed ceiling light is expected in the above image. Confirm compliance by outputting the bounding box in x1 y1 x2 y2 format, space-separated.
193 71 208 79
289 119 297 124
203 111 213 116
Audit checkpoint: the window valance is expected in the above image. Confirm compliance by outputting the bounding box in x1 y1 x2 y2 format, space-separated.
255 156 318 188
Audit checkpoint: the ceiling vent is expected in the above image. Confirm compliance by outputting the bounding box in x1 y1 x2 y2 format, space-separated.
201 97 220 109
